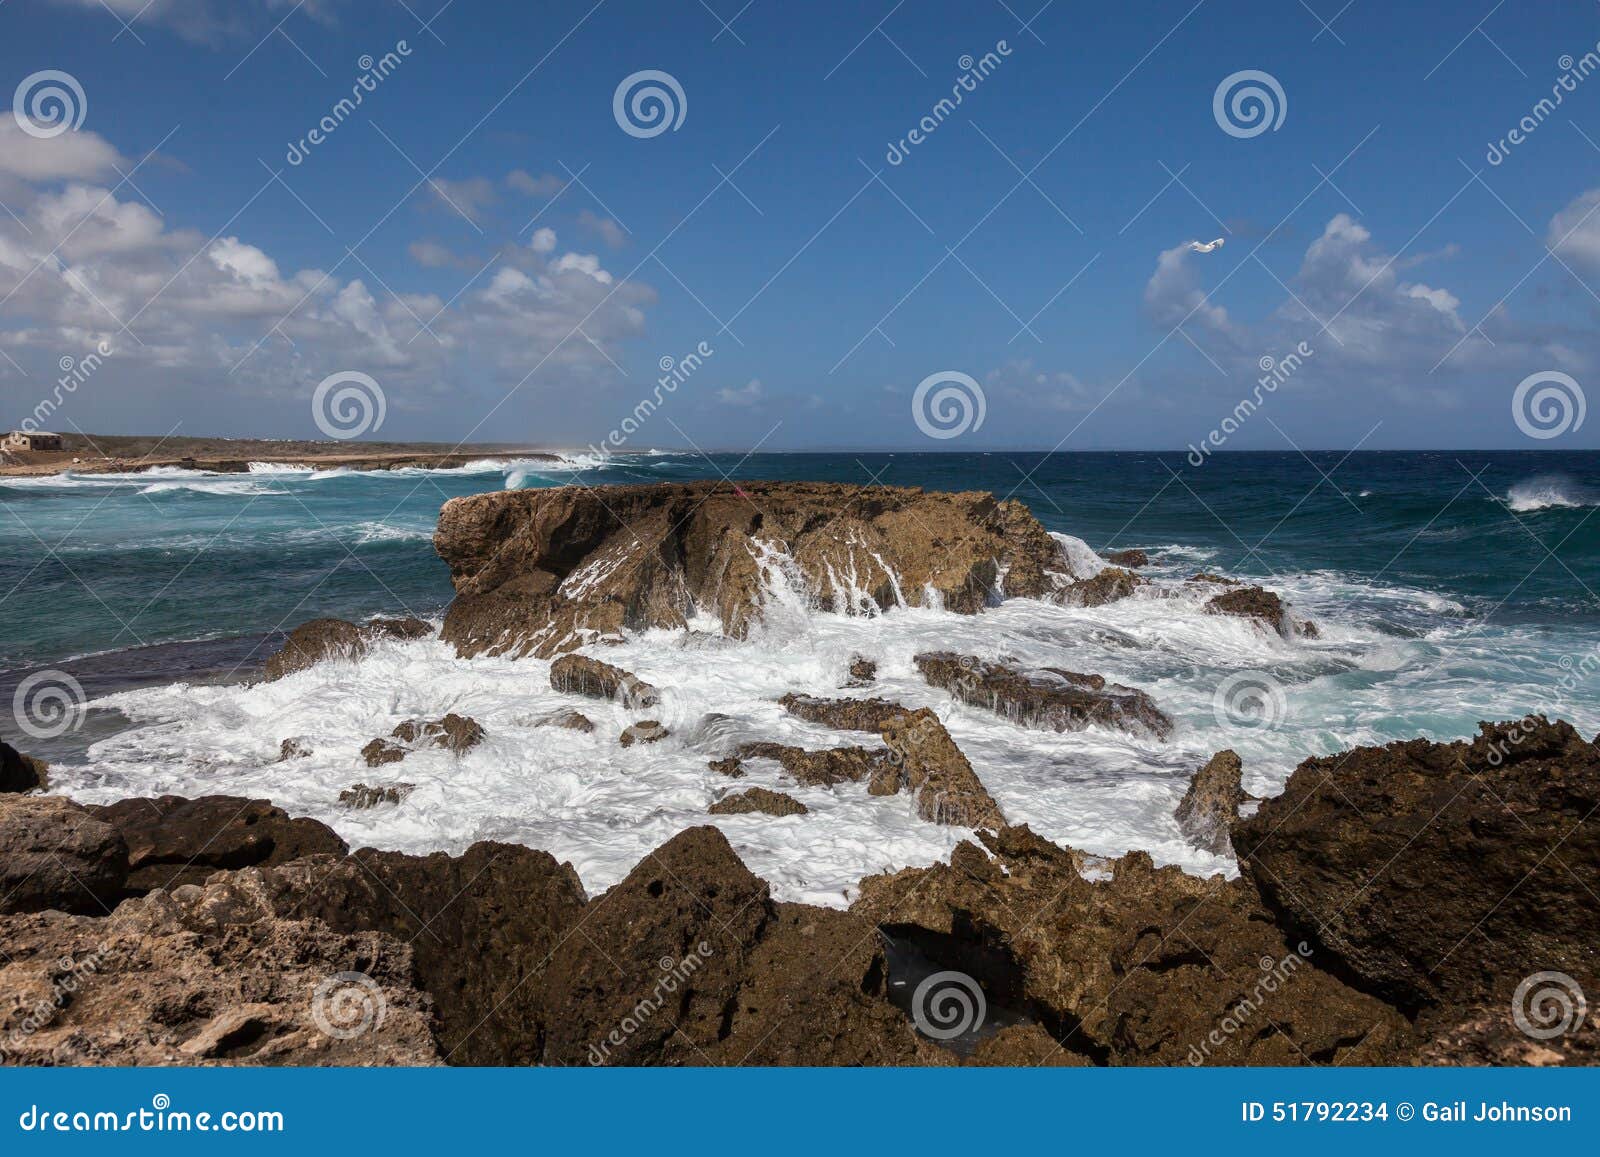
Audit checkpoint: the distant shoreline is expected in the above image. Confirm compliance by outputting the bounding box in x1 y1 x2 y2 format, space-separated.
0 434 563 477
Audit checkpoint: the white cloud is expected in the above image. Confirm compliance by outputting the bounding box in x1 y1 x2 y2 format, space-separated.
46 0 338 45
578 209 627 249
427 176 495 220
1549 187 1600 270
408 240 463 268
1144 242 1231 333
506 170 566 197
0 121 124 183
549 252 613 284
528 227 557 254
716 379 764 406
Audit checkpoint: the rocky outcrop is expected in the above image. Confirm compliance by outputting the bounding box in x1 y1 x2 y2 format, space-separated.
278 738 312 761
362 739 406 767
854 827 1412 1065
262 616 431 680
1413 1006 1600 1067
1102 548 1148 568
845 656 878 686
1204 585 1318 638
1174 750 1243 854
0 870 439 1065
1 738 47 793
879 709 1004 829
734 742 893 786
0 795 127 915
392 713 485 754
1233 716 1600 1018
434 482 1067 658
550 654 660 707
709 787 808 816
541 710 595 733
85 795 346 896
914 652 1172 739
340 783 415 809
619 720 669 747
1058 566 1144 608
778 693 910 733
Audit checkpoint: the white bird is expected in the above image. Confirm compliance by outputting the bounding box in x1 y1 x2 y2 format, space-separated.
1190 237 1225 253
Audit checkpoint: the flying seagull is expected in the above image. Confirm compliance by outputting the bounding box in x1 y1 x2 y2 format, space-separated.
1190 238 1225 253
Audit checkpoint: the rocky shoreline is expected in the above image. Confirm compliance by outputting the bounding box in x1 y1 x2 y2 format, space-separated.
2 480 1594 1067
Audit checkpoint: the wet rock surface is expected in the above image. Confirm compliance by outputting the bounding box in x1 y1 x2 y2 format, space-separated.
391 713 485 754
550 654 660 707
619 720 670 747
734 741 893 786
339 783 415 809
1204 585 1318 638
0 795 127 915
1 738 48 793
709 787 809 816
1058 566 1144 608
434 482 1067 658
1174 749 1244 854
914 651 1172 739
879 709 1005 829
262 616 431 681
778 693 910 733
1102 548 1149 568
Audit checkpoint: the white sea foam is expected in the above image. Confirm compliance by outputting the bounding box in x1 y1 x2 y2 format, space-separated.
1506 475 1596 512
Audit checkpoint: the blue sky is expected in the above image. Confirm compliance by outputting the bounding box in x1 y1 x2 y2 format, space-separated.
1 0 1598 450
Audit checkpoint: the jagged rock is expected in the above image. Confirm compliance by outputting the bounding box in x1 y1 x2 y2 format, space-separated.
735 742 892 786
708 756 744 777
1233 717 1600 1019
0 870 439 1065
550 654 660 707
1175 750 1244 854
537 827 931 1065
434 482 1067 658
262 616 431 680
278 738 312 761
257 843 587 1066
541 710 595 733
710 787 809 816
1 738 48 793
1058 566 1144 607
362 739 407 767
1188 572 1242 586
879 709 1004 829
85 795 346 896
778 693 910 733
1102 548 1149 568
854 826 1413 1065
0 795 127 915
619 720 669 747
339 783 415 809
1204 585 1317 638
845 656 878 686
914 652 1172 739
967 1023 1091 1066
1413 1006 1600 1067
392 713 485 755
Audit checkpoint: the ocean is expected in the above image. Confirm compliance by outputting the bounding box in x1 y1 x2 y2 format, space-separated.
3 450 1597 905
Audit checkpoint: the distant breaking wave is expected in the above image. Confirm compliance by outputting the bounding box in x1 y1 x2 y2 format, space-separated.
1505 475 1599 513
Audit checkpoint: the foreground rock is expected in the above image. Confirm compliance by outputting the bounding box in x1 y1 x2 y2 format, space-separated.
734 742 892 786
710 787 808 816
1 738 47 793
879 709 1005 829
0 871 438 1065
1203 584 1318 638
0 795 127 914
855 827 1412 1065
340 783 415 809
85 795 346 895
619 720 670 747
915 652 1172 739
434 482 1066 658
1234 716 1600 1018
1057 566 1144 608
1174 750 1244 854
262 616 431 680
778 693 910 733
550 654 660 707
363 713 485 766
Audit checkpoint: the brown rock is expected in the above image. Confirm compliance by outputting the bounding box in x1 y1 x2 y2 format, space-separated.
967 1023 1091 1066
1413 1005 1600 1066
778 693 911 733
542 710 596 733
0 795 127 915
278 738 312 761
1188 572 1242 586
434 482 1068 658
880 709 1004 829
845 656 878 686
85 795 347 896
1204 585 1317 638
619 720 669 747
734 741 893 786
1102 548 1149 568
1059 566 1144 607
1 738 48 793
914 651 1172 739
391 713 485 754
362 739 407 767
708 756 744 777
710 787 809 816
339 783 415 809
262 616 432 680
1175 750 1244 854
1233 716 1600 1018
550 654 660 707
